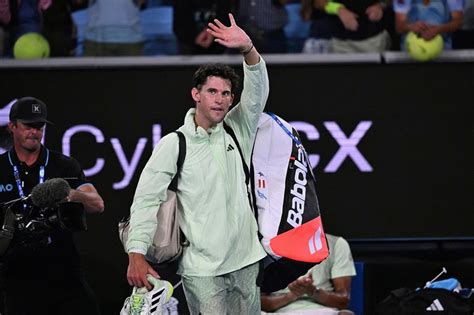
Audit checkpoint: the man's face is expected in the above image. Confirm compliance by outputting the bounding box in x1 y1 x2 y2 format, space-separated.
192 76 234 130
8 121 44 152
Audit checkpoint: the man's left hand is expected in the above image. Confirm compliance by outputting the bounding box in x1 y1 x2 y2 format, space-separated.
207 13 252 53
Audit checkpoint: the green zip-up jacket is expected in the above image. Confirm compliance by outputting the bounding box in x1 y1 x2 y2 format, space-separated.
127 58 269 276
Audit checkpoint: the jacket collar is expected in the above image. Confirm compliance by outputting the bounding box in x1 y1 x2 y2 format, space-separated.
184 108 224 138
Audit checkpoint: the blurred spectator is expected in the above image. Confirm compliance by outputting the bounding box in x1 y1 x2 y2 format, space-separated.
261 234 357 314
83 0 146 56
453 0 474 48
236 0 289 53
464 0 474 29
172 0 234 55
381 0 402 51
301 0 338 53
0 0 82 57
43 1 85 56
283 1 310 52
0 0 45 56
301 0 390 53
394 0 464 49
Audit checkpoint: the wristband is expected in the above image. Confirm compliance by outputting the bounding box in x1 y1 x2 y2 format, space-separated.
241 43 254 55
325 2 344 15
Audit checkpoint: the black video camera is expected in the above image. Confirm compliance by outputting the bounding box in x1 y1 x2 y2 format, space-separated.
15 201 88 233
0 201 87 254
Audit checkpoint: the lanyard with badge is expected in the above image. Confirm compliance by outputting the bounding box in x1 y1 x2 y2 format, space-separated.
8 149 48 211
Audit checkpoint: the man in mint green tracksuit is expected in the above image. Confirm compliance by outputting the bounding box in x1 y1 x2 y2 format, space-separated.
126 13 269 314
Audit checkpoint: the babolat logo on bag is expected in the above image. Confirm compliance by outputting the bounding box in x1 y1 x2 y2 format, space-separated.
286 145 311 228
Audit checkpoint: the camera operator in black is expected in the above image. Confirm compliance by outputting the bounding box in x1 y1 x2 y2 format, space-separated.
0 97 104 315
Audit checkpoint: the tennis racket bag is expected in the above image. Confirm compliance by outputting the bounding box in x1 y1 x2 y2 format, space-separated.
252 112 329 292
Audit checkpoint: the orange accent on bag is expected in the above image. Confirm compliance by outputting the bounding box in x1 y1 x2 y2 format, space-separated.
270 216 329 263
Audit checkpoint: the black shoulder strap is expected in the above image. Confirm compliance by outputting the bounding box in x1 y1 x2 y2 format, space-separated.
168 131 186 191
223 122 258 220
223 122 249 186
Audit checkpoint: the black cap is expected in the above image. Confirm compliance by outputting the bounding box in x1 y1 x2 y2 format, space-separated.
9 97 53 124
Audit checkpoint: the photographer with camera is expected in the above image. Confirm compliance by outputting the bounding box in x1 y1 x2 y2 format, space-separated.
0 97 104 314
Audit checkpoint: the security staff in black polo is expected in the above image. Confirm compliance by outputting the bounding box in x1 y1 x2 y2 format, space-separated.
0 97 104 315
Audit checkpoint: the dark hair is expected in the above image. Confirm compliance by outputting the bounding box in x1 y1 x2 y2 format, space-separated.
192 64 240 94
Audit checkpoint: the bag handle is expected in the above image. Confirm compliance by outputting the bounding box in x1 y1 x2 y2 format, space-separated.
267 112 303 147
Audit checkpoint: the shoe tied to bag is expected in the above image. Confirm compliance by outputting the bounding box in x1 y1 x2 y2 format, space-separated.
121 275 174 315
